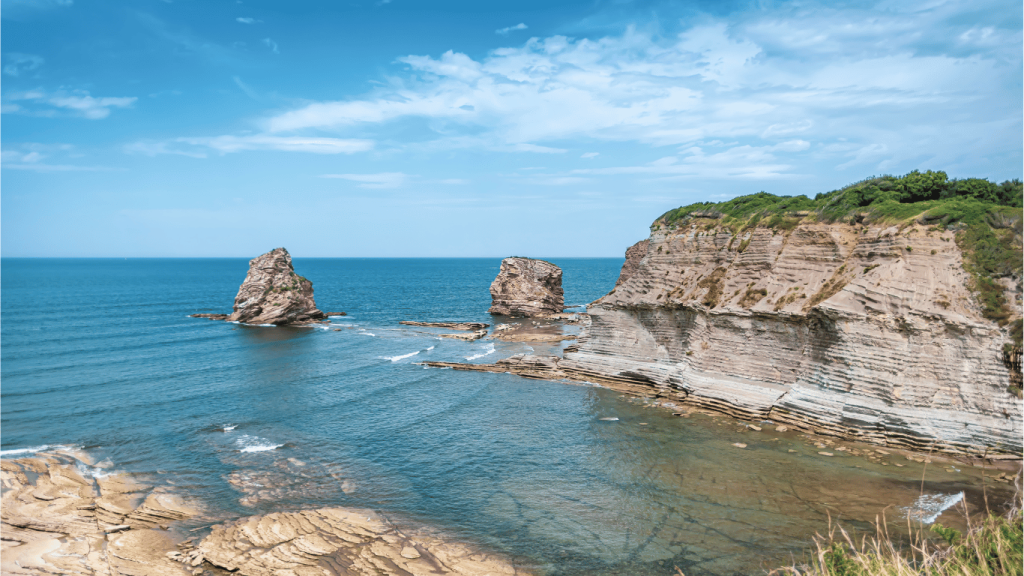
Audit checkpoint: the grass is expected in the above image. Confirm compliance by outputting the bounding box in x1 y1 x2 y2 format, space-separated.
752 475 1023 576
653 170 1023 339
675 480 1023 576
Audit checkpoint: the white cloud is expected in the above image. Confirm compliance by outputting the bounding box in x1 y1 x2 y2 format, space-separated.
1 144 122 172
262 38 279 54
4 53 44 77
321 172 408 189
3 89 136 119
438 178 469 184
236 17 258 24
581 152 599 159
257 4 1020 174
126 135 374 157
496 23 527 35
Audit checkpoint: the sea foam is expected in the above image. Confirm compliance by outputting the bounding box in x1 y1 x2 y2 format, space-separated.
465 344 495 361
902 491 965 524
236 435 284 453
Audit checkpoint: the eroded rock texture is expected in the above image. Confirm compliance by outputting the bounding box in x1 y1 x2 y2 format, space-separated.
198 508 521 576
558 220 1023 456
227 248 326 325
615 239 650 287
1 454 195 576
488 258 564 317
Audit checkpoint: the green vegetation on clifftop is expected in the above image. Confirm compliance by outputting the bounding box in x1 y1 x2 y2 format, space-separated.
654 171 1023 340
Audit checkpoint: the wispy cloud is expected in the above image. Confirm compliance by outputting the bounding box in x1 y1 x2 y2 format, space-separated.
4 53 44 77
3 89 136 119
581 152 599 159
236 17 260 24
321 172 408 189
1 144 122 172
262 38 279 54
259 1 1021 173
232 76 261 100
495 23 527 35
126 135 374 157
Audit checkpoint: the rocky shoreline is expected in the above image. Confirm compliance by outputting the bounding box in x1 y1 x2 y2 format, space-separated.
1 453 525 576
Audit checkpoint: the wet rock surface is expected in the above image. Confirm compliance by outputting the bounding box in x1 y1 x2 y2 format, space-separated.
198 508 521 576
1 453 195 576
400 321 489 331
226 248 326 325
488 258 564 318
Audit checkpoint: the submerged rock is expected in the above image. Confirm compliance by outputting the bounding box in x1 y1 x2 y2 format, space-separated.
488 257 564 317
227 248 326 325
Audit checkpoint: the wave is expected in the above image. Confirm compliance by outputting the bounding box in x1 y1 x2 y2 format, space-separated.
465 344 495 361
0 445 52 457
236 435 284 453
383 350 420 362
902 491 965 524
360 333 376 337
223 425 237 432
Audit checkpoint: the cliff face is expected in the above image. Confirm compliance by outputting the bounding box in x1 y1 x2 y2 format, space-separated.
488 257 564 317
615 239 649 288
561 220 1023 456
227 248 326 325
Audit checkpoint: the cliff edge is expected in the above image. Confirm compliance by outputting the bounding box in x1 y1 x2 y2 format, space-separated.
227 248 326 325
562 172 1023 456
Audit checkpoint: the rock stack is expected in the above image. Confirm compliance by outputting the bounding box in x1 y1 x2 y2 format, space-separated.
226 247 326 325
488 257 564 317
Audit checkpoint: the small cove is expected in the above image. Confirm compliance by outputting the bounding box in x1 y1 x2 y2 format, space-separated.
1 258 1014 575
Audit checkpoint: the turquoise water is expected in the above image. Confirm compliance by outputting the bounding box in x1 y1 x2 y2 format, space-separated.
1 258 1007 575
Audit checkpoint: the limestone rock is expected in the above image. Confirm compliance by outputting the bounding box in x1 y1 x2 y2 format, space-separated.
615 239 650 287
566 220 1023 457
488 257 564 317
197 508 518 576
227 248 326 325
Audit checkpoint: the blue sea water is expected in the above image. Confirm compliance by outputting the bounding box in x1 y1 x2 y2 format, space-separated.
1 258 1002 575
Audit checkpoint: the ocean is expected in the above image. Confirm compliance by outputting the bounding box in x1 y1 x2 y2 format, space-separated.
0 257 1002 575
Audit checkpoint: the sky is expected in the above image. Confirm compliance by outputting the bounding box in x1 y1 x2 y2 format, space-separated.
1 0 1021 257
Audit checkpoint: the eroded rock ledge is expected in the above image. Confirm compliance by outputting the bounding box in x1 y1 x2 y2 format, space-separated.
400 321 489 330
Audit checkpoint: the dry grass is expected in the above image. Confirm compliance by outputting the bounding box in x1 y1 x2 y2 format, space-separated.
764 474 1022 576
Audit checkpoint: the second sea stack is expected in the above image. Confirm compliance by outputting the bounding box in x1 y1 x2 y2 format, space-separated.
488 257 564 317
227 247 326 325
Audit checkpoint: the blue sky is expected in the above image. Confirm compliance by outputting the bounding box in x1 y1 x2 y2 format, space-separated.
2 0 1021 257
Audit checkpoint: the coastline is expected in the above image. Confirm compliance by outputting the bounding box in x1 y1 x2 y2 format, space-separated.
1 452 528 576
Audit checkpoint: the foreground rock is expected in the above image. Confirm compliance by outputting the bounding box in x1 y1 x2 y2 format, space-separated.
488 258 564 317
227 247 327 325
400 321 489 330
1 454 195 576
198 508 520 576
438 329 489 341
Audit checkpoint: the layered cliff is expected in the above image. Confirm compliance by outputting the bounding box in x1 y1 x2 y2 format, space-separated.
227 248 326 325
561 176 1023 456
488 257 564 317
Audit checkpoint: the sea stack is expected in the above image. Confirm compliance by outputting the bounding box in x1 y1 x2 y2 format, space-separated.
488 257 564 317
226 248 326 325
614 239 650 287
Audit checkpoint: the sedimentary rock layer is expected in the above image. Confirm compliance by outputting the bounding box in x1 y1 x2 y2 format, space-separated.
400 321 489 330
560 219 1022 456
198 508 520 576
615 239 650 287
488 258 564 317
1 453 195 576
227 247 326 325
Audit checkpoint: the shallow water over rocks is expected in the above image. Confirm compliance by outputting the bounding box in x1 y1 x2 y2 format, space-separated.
2 258 1015 575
